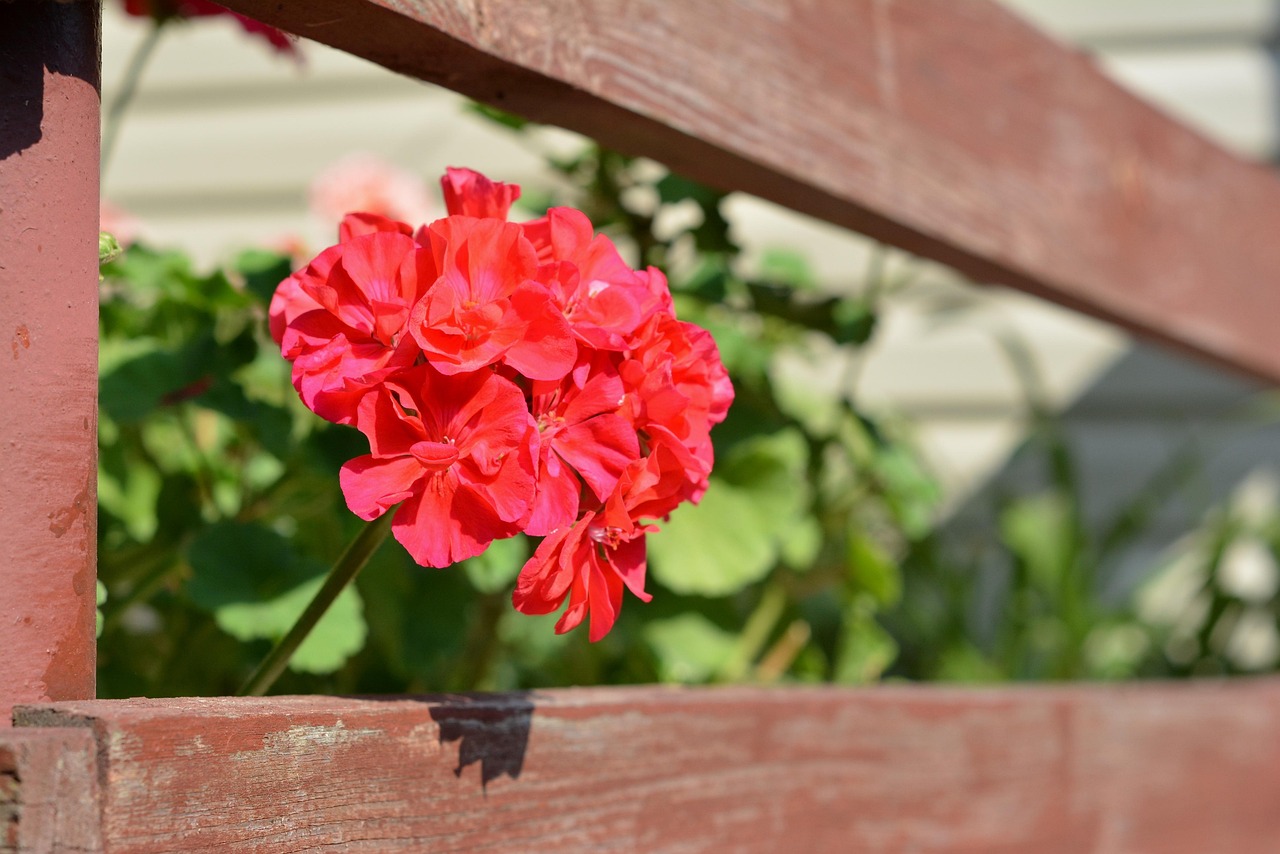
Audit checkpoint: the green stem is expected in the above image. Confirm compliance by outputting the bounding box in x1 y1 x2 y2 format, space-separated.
101 22 166 177
238 512 394 696
718 583 787 682
447 592 506 692
754 620 812 682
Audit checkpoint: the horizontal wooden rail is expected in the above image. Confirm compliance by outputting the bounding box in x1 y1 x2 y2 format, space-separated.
14 681 1280 851
217 0 1280 386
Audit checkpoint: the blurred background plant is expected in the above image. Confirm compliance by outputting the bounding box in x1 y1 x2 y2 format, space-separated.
95 8 1280 698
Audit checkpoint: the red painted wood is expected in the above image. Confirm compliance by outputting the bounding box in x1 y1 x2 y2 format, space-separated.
217 0 1280 385
0 727 102 853
18 681 1280 852
0 1 101 725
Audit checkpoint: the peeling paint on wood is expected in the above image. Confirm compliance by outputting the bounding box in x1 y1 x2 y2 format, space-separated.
16 682 1280 852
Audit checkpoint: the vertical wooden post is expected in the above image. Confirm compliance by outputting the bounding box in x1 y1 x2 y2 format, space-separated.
0 0 101 724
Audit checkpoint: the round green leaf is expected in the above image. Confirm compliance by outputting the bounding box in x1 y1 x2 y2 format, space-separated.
649 429 810 596
648 482 778 596
644 614 737 683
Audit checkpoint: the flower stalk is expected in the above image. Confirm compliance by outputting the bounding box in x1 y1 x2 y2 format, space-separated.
102 21 166 175
238 512 393 696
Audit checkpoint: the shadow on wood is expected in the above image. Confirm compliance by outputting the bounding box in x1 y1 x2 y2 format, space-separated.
424 691 534 786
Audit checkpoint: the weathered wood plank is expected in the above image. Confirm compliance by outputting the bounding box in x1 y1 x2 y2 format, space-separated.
0 728 102 854
18 681 1280 852
0 0 101 726
213 0 1280 386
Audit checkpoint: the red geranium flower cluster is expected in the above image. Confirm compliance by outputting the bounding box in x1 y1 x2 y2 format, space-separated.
270 168 733 640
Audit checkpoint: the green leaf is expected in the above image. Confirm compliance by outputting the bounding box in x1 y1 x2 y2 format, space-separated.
847 531 902 607
769 344 844 436
743 282 875 346
97 444 162 542
780 515 823 571
672 255 730 302
186 521 303 607
1082 622 1150 680
99 345 200 424
655 173 723 208
757 247 816 290
100 243 195 297
833 601 897 684
934 644 1004 683
215 574 366 674
467 101 532 131
96 581 107 638
186 522 368 674
198 378 295 460
233 249 294 307
873 443 940 539
461 535 528 593
648 482 776 596
154 473 204 538
999 492 1073 597
691 310 769 385
832 299 877 347
644 613 737 683
721 429 809 519
649 430 809 596
358 544 471 683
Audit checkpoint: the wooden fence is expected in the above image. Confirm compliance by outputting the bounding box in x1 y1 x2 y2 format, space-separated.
3 1 1280 850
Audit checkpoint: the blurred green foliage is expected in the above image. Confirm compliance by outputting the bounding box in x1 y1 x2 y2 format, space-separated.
96 111 1280 697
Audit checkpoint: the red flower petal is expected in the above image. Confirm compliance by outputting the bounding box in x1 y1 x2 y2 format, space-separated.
392 475 515 568
501 283 578 381
337 212 414 243
339 455 423 520
440 167 521 219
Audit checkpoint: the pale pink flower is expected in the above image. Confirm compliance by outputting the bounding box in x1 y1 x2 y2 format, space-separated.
309 153 435 230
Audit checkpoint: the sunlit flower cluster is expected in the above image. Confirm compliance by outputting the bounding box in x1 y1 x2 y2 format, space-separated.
271 168 733 640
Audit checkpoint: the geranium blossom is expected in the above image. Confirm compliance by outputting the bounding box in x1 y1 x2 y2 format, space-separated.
620 311 735 494
513 435 691 641
525 356 638 536
275 228 435 424
409 216 576 381
525 207 663 350
340 365 536 568
272 165 732 640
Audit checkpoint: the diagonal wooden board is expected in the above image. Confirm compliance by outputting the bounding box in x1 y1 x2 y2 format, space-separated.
15 682 1280 852
213 0 1280 387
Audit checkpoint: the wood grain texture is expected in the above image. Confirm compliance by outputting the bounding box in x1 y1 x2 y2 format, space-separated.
0 728 102 854
212 0 1280 386
17 681 1280 852
0 1 101 726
